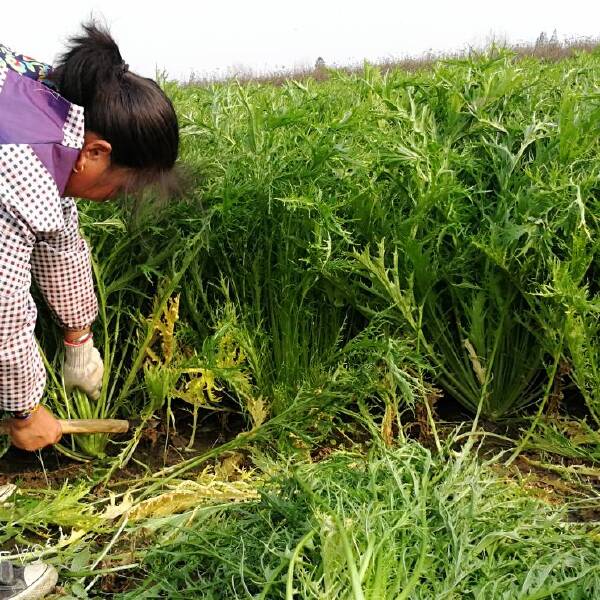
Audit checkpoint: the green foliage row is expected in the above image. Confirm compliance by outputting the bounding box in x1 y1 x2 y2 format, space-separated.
36 49 600 457
121 441 600 599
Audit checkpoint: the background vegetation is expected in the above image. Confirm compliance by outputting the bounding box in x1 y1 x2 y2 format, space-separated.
1 44 600 598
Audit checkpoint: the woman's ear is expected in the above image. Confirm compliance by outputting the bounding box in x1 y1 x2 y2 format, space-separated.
77 133 113 171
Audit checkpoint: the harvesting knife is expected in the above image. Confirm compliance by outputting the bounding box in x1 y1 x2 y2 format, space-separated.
0 418 130 436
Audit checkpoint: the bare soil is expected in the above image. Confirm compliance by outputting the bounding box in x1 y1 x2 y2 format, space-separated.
1 399 598 523
0 405 240 488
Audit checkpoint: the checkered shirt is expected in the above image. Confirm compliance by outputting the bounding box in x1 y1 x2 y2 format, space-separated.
0 72 98 413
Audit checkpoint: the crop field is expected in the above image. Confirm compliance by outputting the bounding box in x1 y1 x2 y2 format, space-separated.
1 49 600 598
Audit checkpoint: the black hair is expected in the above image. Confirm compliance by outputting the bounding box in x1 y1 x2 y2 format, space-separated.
50 22 179 188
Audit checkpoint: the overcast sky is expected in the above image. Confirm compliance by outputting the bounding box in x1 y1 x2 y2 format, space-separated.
3 1 600 80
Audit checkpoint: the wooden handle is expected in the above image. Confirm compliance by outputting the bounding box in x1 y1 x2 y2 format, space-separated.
59 419 130 434
0 418 130 435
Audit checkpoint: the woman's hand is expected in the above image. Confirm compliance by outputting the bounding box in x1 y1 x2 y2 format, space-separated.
9 406 62 451
63 333 104 400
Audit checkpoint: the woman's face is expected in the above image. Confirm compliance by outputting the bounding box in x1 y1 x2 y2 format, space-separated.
63 131 131 201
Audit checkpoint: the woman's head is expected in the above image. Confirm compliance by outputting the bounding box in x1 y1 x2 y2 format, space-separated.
55 23 179 200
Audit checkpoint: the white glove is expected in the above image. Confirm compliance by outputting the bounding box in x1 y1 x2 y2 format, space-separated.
63 336 104 400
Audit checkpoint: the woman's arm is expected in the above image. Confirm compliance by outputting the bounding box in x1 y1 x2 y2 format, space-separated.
0 186 60 451
30 196 99 336
0 158 48 416
30 196 104 402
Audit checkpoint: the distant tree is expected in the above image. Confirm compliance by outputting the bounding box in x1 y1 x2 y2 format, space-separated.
549 29 559 45
315 57 326 69
535 31 548 47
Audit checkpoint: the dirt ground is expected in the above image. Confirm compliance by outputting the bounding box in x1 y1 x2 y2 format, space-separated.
1 400 598 522
0 406 237 488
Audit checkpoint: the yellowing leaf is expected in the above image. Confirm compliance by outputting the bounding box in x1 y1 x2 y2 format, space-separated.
128 477 259 522
101 492 134 520
246 395 268 429
174 369 221 405
146 295 180 366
